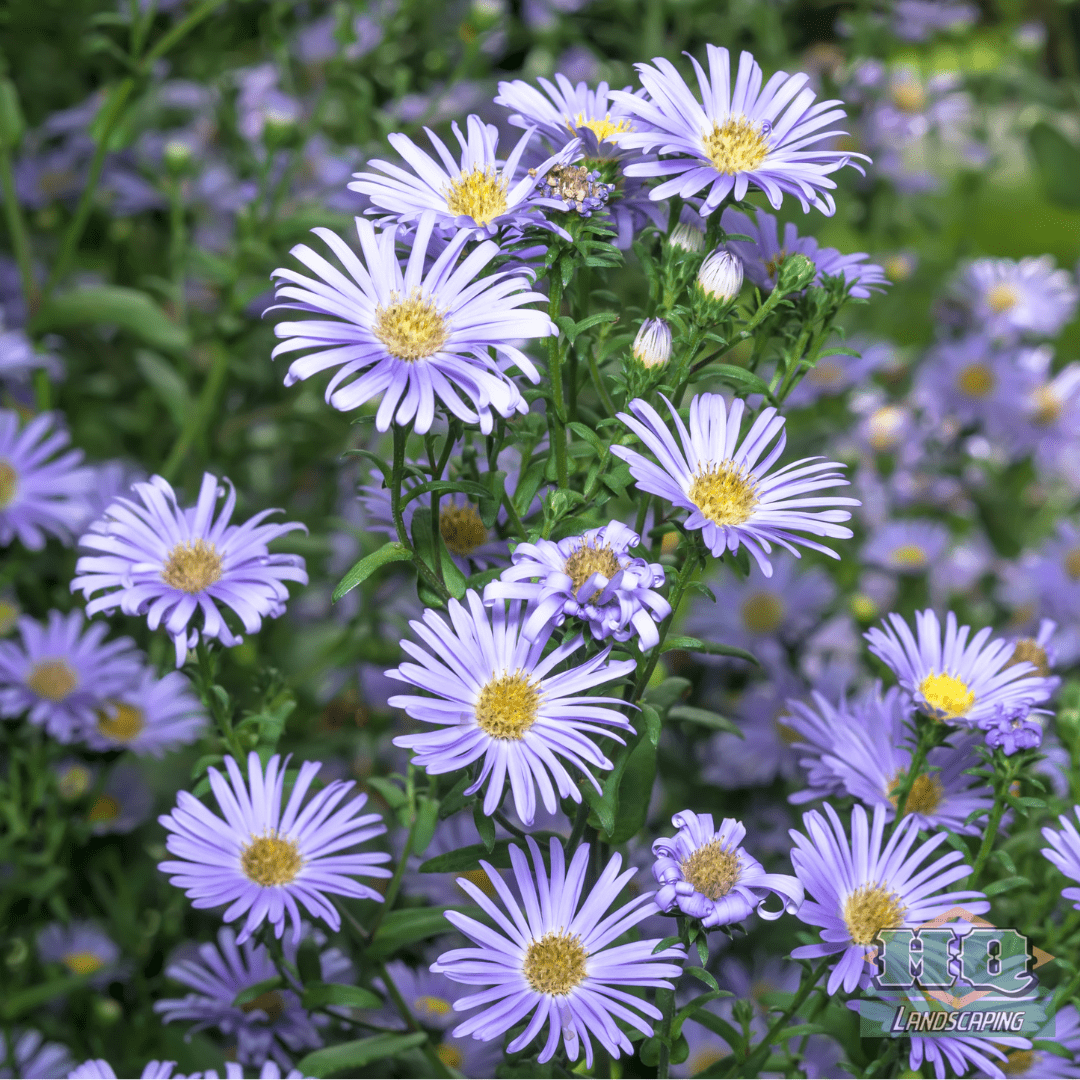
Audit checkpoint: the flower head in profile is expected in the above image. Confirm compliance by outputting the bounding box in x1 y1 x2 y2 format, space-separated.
432 837 685 1067
484 520 670 648
652 811 802 927
0 409 91 550
789 802 988 994
864 609 1055 727
389 591 635 825
157 752 391 944
0 609 142 743
37 921 121 988
956 255 1079 341
1042 805 1080 911
611 393 857 575
270 213 553 434
612 46 865 215
72 474 307 667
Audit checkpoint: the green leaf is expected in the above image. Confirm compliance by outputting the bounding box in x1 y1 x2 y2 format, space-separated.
412 795 440 856
567 421 608 457
419 841 515 873
367 907 455 959
663 635 759 666
332 542 411 602
644 676 692 713
232 976 284 1009
366 776 406 809
1028 122 1080 208
437 774 472 820
685 966 719 991
982 875 1031 897
300 982 383 1011
297 1033 427 1077
0 79 26 149
708 364 776 403
398 479 492 512
605 732 658 844
134 349 191 428
1 974 90 1019
672 990 730 1039
474 799 496 852
32 285 190 354
668 705 741 736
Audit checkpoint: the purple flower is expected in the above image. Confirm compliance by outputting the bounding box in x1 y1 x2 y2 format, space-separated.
431 837 685 1067
908 1034 1030 1080
1004 1004 1080 1078
0 609 142 742
0 318 62 386
652 811 802 927
955 256 1078 340
0 1030 73 1079
0 409 92 550
483 520 670 648
861 518 950 575
158 752 390 944
72 473 307 667
611 393 857 574
612 46 865 215
785 340 894 407
270 212 553 434
88 762 154 835
789 802 988 994
388 591 635 825
37 921 121 987
978 706 1044 754
1041 805 1080 911
890 0 978 41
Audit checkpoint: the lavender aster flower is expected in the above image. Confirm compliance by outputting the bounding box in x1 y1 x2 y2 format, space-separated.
37 920 121 986
1002 1004 1080 1078
0 409 91 549
862 518 950 575
0 609 142 742
789 802 988 994
431 837 685 1067
978 707 1044 754
158 752 391 944
908 1034 1031 1080
865 609 1055 726
611 393 857 574
71 474 307 667
483 520 670 648
270 213 553 433
1042 805 1080 910
389 591 635 825
0 1030 73 1079
890 0 978 41
785 340 894 408
89 762 153 835
956 256 1079 341
612 46 865 215
652 811 802 927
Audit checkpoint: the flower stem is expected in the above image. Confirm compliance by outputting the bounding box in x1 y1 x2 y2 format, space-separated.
891 713 947 822
0 145 36 312
969 750 1023 887
368 769 418 938
390 425 450 602
377 961 454 1079
547 264 569 489
633 547 699 699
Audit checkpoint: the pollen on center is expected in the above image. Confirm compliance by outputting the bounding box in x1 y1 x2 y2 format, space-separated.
564 540 621 593
570 112 632 142
241 833 304 887
918 670 976 721
162 538 223 594
27 659 79 702
986 283 1020 313
688 460 760 527
444 166 510 226
741 592 784 634
0 460 18 508
888 770 945 816
956 362 995 398
96 701 146 742
842 882 906 946
440 502 488 556
474 670 541 740
522 930 588 996
889 544 928 570
62 951 107 976
373 288 450 362
681 838 742 900
702 116 770 175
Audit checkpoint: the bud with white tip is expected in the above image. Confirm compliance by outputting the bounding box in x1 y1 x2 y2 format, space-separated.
632 318 672 369
697 248 744 301
668 222 705 253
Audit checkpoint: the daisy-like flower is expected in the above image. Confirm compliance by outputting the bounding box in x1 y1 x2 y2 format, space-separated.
978 707 1045 754
864 609 1055 726
652 811 802 927
348 115 573 237
71 473 307 667
0 409 92 550
0 1029 73 1080
1000 1004 1080 1079
431 836 685 1067
908 1034 1031 1080
157 752 391 944
861 518 950 575
69 1063 306 1080
955 255 1079 341
0 609 142 742
389 591 635 825
88 762 154 835
83 668 207 756
483 520 670 648
270 213 553 434
611 46 864 215
789 802 988 994
1042 805 1080 910
611 393 857 575
37 921 121 987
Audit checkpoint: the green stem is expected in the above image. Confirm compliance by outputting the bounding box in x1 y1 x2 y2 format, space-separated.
0 145 36 311
656 985 675 1079
390 426 450 602
566 799 591 852
141 0 230 67
369 772 418 938
969 752 1021 886
161 341 230 480
586 345 617 417
547 266 568 489
633 548 699 699
193 641 243 761
377 962 454 1079
892 713 946 822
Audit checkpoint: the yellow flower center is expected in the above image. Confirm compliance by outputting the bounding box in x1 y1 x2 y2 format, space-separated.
522 931 588 996
0 460 18 508
918 671 975 721
0 599 18 635
888 770 945 816
58 764 92 800
806 359 845 388
986 283 1020 313
62 951 106 976
373 289 450 362
702 116 770 175
88 794 120 823
444 166 510 226
680 839 742 900
1065 548 1080 580
764 250 789 280
474 671 541 741
890 80 926 112
435 1043 464 1070
239 989 287 1022
240 834 303 887
1031 385 1061 426
95 702 145 743
956 363 995 398
774 718 800 745
741 592 784 634
162 538 223 594
415 995 453 1018
439 502 488 556
1004 638 1051 678
883 254 914 282
570 112 632 142
458 867 499 899
889 544 928 570
27 659 79 701
867 405 905 452
688 461 759 527
843 883 907 946
564 541 621 592
1001 1050 1036 1076
851 594 877 620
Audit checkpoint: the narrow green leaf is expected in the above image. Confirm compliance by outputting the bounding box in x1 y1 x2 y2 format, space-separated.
663 635 759 666
134 349 191 427
474 800 496 852
1 974 90 1019
412 795 440 856
685 966 719 991
1028 122 1080 208
983 875 1031 897
232 976 284 1009
332 542 411 602
366 776 406 809
367 907 455 959
398 479 492 512
300 982 383 1011
297 1032 428 1077
668 705 741 736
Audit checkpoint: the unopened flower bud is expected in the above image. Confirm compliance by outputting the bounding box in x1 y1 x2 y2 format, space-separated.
668 222 705 253
163 139 194 174
632 318 672 369
697 248 743 301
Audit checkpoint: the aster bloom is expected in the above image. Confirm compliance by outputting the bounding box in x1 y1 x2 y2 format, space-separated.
978 707 1045 754
431 837 685 1067
956 255 1079 341
71 474 307 667
652 811 802 927
37 921 121 987
0 1029 73 1080
789 802 989 994
0 409 92 550
611 393 857 575
908 1034 1031 1080
861 518 950 575
348 114 574 237
484 520 670 648
389 591 636 825
0 609 142 742
158 752 391 944
269 213 553 434
785 340 895 408
1042 805 1080 910
88 762 154 835
865 609 1055 727
1003 1003 1080 1079
611 46 865 215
